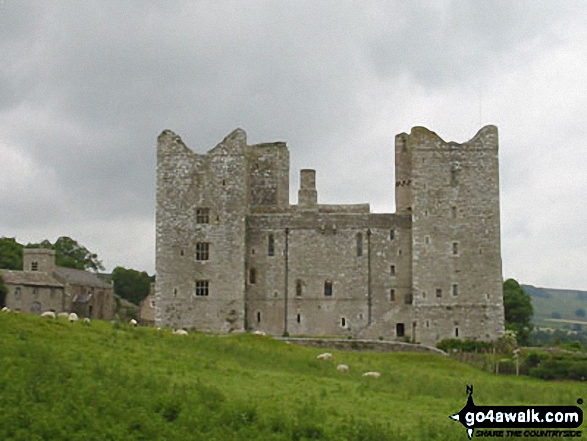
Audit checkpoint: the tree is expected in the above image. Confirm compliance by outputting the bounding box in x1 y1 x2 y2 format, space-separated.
111 267 152 305
575 308 586 318
0 237 24 270
503 278 533 346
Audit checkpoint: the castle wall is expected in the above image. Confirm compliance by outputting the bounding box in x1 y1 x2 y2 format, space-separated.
246 211 413 339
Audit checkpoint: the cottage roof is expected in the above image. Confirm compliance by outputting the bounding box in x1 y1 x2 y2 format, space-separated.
54 267 111 289
0 269 64 288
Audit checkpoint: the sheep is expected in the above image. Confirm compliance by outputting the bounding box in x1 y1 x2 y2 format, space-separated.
83 317 91 325
362 371 381 378
41 311 56 319
253 330 266 336
68 313 79 322
57 312 69 319
173 329 188 335
336 364 349 372
129 319 138 327
2 307 11 312
316 352 332 361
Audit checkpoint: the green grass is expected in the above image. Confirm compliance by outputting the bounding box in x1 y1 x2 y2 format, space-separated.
0 314 585 440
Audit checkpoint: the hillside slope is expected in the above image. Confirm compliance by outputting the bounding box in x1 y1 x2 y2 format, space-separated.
523 285 587 328
0 313 584 440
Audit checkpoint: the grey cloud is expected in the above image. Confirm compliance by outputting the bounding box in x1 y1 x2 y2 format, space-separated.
367 0 568 89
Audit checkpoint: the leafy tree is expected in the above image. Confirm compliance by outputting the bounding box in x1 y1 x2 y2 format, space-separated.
111 267 152 305
0 237 24 270
575 308 586 318
0 275 7 308
503 278 533 346
551 312 562 319
26 237 105 272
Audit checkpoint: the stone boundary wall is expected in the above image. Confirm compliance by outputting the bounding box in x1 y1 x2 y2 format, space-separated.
276 337 447 355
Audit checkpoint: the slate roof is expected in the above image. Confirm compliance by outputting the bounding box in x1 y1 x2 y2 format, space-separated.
0 269 64 288
53 267 111 289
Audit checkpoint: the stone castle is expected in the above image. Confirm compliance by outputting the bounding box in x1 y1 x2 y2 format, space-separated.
155 125 504 345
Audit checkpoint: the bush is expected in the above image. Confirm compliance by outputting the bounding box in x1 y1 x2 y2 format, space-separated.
528 358 587 381
437 339 493 353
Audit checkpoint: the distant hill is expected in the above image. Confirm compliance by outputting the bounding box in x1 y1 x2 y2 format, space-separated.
522 284 587 328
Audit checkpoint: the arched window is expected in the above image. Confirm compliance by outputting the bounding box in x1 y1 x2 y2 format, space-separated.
249 268 256 284
356 233 363 257
396 323 405 337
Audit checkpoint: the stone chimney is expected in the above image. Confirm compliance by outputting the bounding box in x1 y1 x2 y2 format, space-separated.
298 169 318 207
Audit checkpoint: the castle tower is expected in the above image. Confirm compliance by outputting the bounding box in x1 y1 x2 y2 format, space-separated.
404 126 504 345
155 129 250 331
155 129 290 332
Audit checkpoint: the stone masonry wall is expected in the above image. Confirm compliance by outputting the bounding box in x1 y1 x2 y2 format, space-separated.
405 126 504 345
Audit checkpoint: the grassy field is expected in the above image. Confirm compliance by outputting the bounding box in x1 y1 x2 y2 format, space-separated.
0 313 585 440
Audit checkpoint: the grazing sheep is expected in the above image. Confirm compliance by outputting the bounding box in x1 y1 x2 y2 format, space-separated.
316 352 332 361
362 371 381 378
41 311 56 319
83 317 91 325
68 313 79 322
336 364 349 372
174 329 188 335
2 307 11 312
253 330 266 336
129 319 138 326
57 312 69 319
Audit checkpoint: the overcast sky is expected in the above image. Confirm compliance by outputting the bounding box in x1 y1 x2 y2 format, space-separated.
1 1 586 290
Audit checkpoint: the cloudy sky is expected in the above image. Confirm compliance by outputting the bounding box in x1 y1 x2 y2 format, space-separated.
1 1 586 290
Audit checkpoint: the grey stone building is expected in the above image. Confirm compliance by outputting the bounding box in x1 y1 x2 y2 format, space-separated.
155 125 505 345
0 248 114 320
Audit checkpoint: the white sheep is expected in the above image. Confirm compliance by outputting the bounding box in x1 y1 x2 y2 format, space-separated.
68 313 78 322
362 371 381 378
253 330 266 336
336 364 349 372
41 311 56 319
57 312 69 319
2 307 11 312
316 352 332 361
174 329 188 335
129 319 138 327
83 317 91 324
